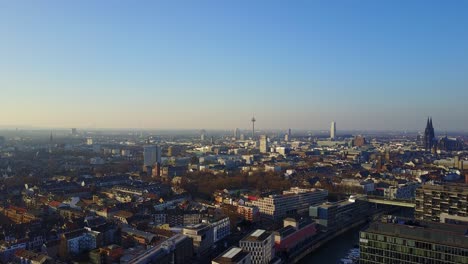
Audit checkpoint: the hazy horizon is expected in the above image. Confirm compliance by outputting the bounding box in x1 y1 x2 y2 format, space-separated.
0 125 465 134
2 1 468 131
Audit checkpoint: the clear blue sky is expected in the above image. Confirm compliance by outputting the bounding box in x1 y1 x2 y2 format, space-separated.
1 0 468 131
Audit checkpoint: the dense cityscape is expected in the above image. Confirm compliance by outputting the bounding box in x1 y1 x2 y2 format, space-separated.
2 1 468 264
0 118 466 263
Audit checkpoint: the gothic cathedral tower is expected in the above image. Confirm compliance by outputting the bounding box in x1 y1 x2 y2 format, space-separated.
424 117 435 151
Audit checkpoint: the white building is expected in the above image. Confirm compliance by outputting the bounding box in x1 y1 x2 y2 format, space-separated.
276 147 287 156
246 187 328 220
330 121 336 139
239 229 274 264
204 217 230 243
259 135 268 154
61 229 98 256
86 138 93 145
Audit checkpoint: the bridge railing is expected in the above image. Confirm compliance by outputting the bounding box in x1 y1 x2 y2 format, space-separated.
366 195 415 203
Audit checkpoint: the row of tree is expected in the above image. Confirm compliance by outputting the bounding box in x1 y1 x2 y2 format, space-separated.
181 171 292 200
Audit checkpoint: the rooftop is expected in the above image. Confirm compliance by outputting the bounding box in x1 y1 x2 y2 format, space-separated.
241 229 271 242
314 198 357 209
212 247 250 264
14 249 50 262
274 225 296 238
63 228 86 240
183 223 210 230
363 216 468 248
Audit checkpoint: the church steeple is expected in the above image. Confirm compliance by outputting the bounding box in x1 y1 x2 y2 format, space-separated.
424 117 436 151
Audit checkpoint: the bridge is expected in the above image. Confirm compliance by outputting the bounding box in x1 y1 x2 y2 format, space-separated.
364 195 416 208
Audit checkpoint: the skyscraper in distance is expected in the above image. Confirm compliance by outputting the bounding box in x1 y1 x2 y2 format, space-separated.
234 128 240 140
260 135 268 153
143 145 161 167
285 128 291 142
200 129 206 141
330 121 336 140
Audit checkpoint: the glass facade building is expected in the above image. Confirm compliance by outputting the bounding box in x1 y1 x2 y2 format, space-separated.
360 216 468 264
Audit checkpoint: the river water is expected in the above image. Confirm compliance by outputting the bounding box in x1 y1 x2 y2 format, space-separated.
297 225 362 264
297 208 414 264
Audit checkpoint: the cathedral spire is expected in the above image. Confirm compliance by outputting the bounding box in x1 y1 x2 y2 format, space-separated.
424 117 436 152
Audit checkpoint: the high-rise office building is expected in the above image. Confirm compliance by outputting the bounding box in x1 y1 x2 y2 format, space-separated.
239 229 275 264
143 145 161 167
71 128 77 135
415 183 468 223
259 135 268 153
86 138 93 145
330 121 336 139
285 128 291 142
360 216 468 264
234 128 240 140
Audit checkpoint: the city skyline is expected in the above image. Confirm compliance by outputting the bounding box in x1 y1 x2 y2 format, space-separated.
1 2 467 263
0 117 464 133
2 1 468 130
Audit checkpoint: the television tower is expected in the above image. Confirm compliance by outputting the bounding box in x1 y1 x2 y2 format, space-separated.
251 116 256 139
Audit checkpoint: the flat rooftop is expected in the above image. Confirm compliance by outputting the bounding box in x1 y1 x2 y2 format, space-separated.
183 223 209 230
315 199 355 209
241 229 271 242
363 216 468 248
212 247 250 264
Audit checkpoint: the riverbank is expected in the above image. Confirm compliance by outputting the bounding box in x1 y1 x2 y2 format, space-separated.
291 219 367 263
296 224 364 264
